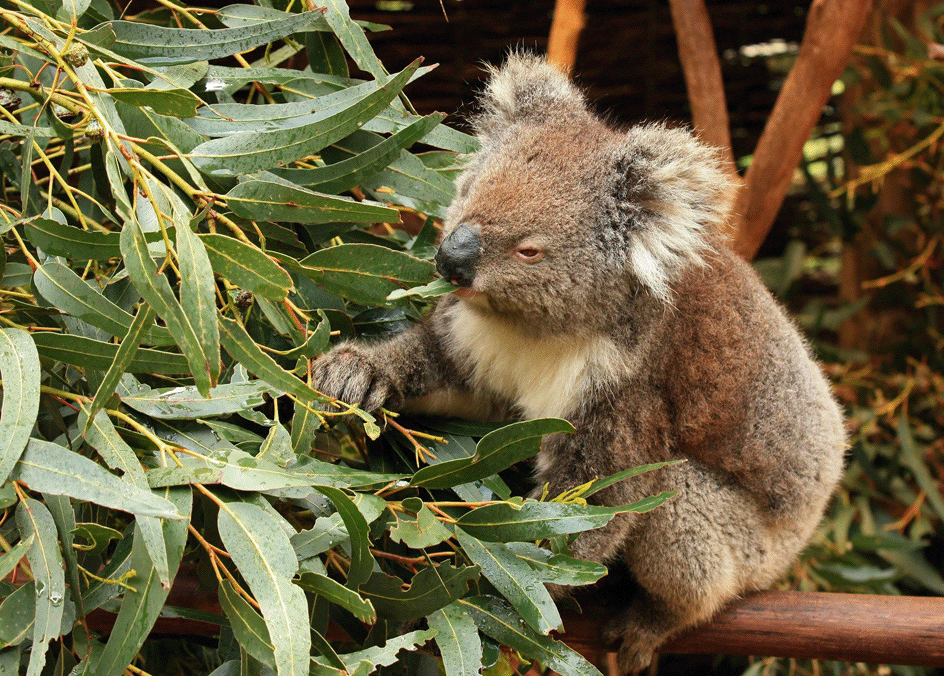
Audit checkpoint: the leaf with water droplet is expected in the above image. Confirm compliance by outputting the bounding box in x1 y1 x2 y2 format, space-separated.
0 329 39 485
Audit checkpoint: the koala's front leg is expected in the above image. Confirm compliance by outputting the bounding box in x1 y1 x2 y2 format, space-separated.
310 317 453 413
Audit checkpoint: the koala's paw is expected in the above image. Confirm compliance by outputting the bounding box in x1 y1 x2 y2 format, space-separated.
602 617 659 675
309 346 397 412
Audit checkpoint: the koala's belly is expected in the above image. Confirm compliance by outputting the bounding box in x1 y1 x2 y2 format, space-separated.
443 302 629 420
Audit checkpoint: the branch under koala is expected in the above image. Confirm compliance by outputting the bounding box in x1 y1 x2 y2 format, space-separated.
559 590 944 668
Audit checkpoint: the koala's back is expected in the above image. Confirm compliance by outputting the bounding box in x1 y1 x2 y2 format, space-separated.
655 247 846 520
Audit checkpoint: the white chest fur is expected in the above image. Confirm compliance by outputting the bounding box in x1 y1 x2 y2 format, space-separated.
444 302 628 420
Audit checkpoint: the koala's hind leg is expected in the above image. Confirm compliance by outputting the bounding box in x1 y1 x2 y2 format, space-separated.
605 463 774 674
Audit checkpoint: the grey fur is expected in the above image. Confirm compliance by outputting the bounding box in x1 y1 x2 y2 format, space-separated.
310 54 847 673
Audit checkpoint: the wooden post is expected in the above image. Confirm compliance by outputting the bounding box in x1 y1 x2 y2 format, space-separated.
547 0 587 74
558 591 944 668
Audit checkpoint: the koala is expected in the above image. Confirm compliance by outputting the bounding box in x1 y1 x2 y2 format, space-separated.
310 54 847 673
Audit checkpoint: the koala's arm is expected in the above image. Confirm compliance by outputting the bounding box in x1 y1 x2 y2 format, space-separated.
310 303 464 412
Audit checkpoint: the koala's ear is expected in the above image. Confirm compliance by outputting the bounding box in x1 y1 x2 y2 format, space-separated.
475 52 588 138
610 124 734 303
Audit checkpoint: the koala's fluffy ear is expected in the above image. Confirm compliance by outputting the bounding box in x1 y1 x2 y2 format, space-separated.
475 53 587 138
609 124 734 303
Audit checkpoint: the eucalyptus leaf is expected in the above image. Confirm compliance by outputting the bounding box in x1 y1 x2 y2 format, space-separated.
0 328 40 484
199 234 293 301
428 603 482 676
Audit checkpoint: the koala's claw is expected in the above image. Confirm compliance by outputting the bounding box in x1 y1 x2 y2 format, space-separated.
309 347 395 412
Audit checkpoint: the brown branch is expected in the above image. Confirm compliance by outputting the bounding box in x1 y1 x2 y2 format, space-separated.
667 0 736 169
559 590 944 667
546 0 587 75
733 0 874 260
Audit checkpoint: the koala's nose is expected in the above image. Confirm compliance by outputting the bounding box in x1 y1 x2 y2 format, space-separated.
435 224 481 287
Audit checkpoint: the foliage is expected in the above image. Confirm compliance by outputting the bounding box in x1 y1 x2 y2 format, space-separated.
0 1 679 675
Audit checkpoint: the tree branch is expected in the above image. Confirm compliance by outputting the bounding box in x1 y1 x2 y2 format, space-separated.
733 0 874 259
667 0 736 168
547 0 587 74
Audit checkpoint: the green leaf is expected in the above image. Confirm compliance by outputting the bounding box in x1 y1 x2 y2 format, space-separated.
257 424 295 466
12 439 183 520
387 277 456 301
121 216 214 395
189 61 420 176
273 113 445 194
85 303 159 430
218 579 275 668
412 419 575 489
321 0 384 78
456 529 561 634
505 543 607 587
582 461 683 497
359 563 480 621
82 11 325 65
335 629 436 673
0 535 33 581
0 328 40 484
459 596 600 676
295 571 376 623
897 417 944 522
217 313 331 405
217 501 310 676
24 218 126 260
225 180 398 225
82 408 171 585
16 499 65 676
455 494 675 543
284 244 436 306
94 487 191 676
106 87 202 117
32 332 191 374
388 498 452 548
34 262 174 346
177 222 221 385
199 234 293 301
313 486 373 589
428 602 482 676
0 583 34 648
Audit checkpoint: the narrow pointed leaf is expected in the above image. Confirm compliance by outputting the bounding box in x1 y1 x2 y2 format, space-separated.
457 529 561 634
218 579 275 668
106 87 202 117
189 61 420 175
459 596 600 676
274 113 444 193
94 487 191 676
456 494 676 543
336 629 436 673
34 263 173 346
12 439 182 520
428 603 482 676
313 486 373 589
24 217 164 260
121 216 213 395
85 303 158 429
0 328 39 484
176 224 221 384
82 11 325 65
199 234 293 301
0 535 33 581
217 501 310 676
225 180 397 224
82 408 171 585
280 244 435 306
321 0 384 78
16 499 65 676
505 543 608 587
360 563 480 621
412 419 575 489
295 571 376 623
32 332 191 373
120 380 272 419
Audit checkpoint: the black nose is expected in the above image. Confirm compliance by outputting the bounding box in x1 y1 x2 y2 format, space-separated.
435 224 481 287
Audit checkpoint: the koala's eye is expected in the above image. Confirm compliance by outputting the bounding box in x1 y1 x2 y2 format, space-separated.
514 246 543 263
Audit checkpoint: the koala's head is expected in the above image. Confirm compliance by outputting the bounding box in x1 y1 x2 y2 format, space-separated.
436 53 732 333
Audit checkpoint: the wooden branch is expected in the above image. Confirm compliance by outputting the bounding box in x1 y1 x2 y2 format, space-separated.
546 0 587 74
559 590 944 667
667 0 736 168
732 0 873 260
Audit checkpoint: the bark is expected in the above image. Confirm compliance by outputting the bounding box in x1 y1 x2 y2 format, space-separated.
546 0 587 74
733 0 874 259
667 0 736 168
